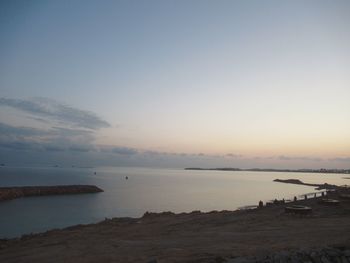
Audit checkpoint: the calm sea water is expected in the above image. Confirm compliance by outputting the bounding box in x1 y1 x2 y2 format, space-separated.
0 166 348 238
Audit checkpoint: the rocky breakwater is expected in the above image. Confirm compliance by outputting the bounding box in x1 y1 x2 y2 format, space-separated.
273 179 339 190
0 185 103 201
226 246 350 263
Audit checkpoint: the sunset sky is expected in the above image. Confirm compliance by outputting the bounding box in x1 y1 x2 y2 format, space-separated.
1 0 349 168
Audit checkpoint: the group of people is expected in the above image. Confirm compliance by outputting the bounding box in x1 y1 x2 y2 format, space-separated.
258 191 326 208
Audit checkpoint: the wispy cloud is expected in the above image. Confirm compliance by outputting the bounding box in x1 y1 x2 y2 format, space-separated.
0 140 42 151
328 157 350 162
69 145 95 152
111 147 138 155
277 155 322 162
0 122 96 153
0 122 48 137
226 153 243 158
0 122 94 140
0 97 110 130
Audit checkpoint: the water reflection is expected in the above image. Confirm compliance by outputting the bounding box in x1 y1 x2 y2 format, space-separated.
0 166 348 238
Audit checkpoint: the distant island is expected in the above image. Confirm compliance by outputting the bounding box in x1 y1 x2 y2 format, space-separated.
185 167 350 174
0 185 103 202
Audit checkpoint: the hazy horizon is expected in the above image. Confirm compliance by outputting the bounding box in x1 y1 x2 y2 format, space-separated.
1 0 350 169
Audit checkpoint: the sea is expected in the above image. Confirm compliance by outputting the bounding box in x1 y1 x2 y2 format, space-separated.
0 166 348 238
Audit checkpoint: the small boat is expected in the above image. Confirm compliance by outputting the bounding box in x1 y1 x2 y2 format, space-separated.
285 205 312 214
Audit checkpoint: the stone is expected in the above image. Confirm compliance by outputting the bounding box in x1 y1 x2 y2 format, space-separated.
290 257 302 263
340 256 349 263
310 251 322 263
320 256 332 263
226 257 256 263
324 248 341 257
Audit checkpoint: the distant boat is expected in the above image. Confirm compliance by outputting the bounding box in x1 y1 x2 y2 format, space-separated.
125 176 128 180
94 172 97 175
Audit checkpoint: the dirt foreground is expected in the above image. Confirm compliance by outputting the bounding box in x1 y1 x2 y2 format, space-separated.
1 193 350 263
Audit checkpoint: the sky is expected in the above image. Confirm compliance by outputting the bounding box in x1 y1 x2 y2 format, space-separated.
0 0 349 168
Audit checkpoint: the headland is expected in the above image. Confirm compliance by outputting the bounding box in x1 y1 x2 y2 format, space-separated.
185 167 350 174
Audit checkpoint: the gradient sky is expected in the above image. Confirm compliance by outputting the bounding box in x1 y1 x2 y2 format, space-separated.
0 0 349 168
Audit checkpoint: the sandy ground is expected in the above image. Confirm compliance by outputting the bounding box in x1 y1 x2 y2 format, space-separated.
0 194 350 263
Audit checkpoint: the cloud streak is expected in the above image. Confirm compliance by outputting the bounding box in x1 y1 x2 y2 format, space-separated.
277 155 322 162
0 97 110 130
0 122 96 153
111 147 138 155
328 157 350 162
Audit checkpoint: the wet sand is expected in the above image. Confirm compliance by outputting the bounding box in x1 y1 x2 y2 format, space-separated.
0 191 349 263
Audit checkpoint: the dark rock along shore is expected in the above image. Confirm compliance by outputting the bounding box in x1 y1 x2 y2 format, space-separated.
0 185 103 201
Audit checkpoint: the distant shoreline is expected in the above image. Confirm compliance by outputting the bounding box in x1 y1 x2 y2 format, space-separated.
185 167 350 174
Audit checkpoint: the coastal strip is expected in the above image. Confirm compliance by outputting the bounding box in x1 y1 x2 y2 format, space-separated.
185 167 350 174
1 189 349 263
273 179 338 190
0 185 103 202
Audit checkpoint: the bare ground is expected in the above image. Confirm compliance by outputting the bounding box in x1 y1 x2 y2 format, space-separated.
1 195 350 263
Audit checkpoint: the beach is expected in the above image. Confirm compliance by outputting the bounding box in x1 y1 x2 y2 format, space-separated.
1 191 349 263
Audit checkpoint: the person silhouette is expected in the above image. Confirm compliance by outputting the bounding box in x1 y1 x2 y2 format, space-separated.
258 200 263 208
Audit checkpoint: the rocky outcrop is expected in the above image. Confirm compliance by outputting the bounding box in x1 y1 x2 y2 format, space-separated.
273 179 338 190
226 247 350 263
0 185 103 201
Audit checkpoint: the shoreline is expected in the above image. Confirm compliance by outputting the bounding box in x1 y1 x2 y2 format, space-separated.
185 167 350 175
1 188 349 262
0 178 342 238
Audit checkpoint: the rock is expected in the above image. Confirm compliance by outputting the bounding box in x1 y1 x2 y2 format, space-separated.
0 185 103 201
214 256 226 263
340 256 349 263
254 254 269 262
320 256 332 263
295 249 311 262
289 257 302 263
310 251 322 263
225 257 256 263
324 248 341 257
225 248 350 263
273 251 289 263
